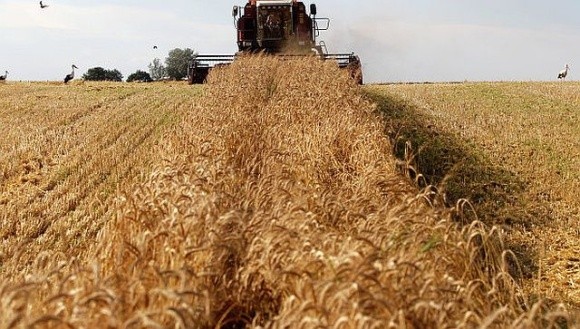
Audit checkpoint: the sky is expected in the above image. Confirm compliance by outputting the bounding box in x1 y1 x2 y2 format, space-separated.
1 0 579 83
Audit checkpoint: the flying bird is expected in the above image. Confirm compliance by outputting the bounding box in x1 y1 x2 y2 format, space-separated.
153 46 158 49
557 64 570 80
39 1 48 8
0 71 8 81
64 65 78 84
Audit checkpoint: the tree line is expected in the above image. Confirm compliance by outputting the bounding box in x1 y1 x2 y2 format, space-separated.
83 48 195 82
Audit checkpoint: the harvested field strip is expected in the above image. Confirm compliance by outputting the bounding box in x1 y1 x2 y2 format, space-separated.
0 61 576 328
364 83 580 309
0 83 199 281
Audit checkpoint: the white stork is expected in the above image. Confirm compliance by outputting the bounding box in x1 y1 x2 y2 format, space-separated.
64 65 78 84
0 71 7 81
557 64 570 80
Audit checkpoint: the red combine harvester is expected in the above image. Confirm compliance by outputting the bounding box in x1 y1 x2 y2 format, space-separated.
188 0 363 84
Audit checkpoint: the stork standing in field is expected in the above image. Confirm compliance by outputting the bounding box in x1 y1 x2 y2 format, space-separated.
0 71 7 81
64 65 78 84
557 64 569 80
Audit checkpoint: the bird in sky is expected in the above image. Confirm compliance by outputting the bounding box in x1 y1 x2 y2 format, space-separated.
153 46 158 49
64 65 78 84
0 71 8 81
39 1 49 9
557 64 570 80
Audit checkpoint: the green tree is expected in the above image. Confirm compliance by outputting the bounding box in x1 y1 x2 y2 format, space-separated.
148 58 166 81
105 69 123 82
127 70 153 82
83 67 107 81
83 67 123 82
165 48 195 80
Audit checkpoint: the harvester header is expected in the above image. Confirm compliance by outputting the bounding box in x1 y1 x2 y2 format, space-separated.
188 0 363 84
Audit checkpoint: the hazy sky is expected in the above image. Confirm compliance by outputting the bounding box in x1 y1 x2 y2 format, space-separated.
0 0 578 83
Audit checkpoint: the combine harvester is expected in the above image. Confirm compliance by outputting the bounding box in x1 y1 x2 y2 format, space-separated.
188 0 363 84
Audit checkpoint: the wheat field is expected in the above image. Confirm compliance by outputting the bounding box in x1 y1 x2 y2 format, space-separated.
0 59 577 328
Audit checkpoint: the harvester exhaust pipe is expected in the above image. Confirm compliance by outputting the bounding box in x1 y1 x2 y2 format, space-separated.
310 4 317 16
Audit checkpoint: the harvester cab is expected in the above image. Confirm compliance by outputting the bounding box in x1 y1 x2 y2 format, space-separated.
188 0 363 84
